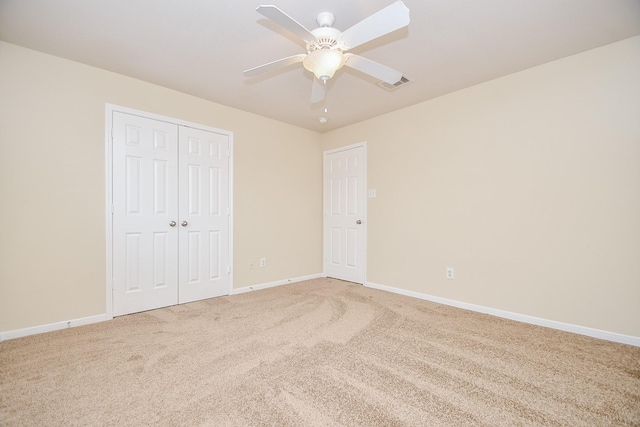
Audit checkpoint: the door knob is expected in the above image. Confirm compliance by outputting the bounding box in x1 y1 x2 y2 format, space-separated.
356 220 362 225
181 221 188 227
169 221 176 227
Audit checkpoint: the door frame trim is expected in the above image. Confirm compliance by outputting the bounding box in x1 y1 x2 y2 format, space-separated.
104 104 234 319
322 142 367 284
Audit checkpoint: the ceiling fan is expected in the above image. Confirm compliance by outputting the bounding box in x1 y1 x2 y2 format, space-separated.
243 1 410 103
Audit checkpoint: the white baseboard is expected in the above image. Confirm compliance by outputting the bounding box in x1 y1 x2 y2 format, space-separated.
0 314 109 343
5 279 635 348
233 273 323 295
365 281 640 347
0 274 324 342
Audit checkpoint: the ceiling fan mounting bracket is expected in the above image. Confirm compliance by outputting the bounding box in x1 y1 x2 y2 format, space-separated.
316 12 335 28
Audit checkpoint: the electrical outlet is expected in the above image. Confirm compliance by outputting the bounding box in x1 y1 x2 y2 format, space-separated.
446 267 454 280
260 258 266 268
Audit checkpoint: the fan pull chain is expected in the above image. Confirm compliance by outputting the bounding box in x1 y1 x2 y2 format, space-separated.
319 79 330 125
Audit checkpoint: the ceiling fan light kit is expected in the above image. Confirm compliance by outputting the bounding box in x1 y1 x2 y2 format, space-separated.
243 1 410 104
303 49 345 81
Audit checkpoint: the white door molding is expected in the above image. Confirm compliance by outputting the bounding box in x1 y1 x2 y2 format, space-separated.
105 104 234 318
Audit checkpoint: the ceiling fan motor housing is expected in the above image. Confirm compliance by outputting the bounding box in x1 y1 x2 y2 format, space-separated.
307 27 343 52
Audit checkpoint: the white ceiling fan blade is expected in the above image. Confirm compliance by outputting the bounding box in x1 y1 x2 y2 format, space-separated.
311 78 326 104
344 53 403 84
256 5 315 42
243 54 306 77
340 1 410 51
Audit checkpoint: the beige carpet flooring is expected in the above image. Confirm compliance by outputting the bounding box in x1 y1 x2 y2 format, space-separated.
1 278 639 426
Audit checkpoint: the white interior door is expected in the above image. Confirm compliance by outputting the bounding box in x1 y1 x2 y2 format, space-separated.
111 110 232 316
178 126 230 303
323 144 366 283
112 112 179 316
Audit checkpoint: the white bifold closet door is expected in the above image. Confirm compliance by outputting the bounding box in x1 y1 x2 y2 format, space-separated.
112 112 230 316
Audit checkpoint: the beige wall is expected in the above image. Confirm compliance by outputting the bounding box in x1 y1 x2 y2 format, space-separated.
0 41 322 332
321 36 640 337
2 36 639 339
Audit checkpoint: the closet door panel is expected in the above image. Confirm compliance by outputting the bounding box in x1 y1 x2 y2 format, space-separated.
178 127 230 303
112 112 179 316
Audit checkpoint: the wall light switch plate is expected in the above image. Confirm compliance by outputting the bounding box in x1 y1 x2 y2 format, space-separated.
368 189 377 198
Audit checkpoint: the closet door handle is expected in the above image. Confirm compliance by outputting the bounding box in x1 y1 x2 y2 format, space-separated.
181 221 188 227
169 221 177 227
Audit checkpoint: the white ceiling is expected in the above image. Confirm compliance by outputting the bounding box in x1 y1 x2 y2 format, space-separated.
1 0 639 133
